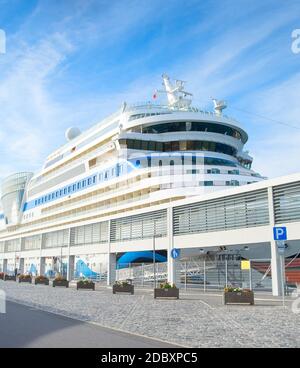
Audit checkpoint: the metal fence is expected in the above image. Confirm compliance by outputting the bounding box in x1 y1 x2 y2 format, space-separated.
61 255 300 292
115 257 299 292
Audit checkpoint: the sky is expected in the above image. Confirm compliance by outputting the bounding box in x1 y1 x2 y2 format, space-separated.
0 0 299 180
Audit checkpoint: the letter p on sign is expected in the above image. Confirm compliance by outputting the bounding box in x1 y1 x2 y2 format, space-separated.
273 227 287 241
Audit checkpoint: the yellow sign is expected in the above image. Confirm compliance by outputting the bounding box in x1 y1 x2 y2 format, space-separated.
241 260 250 270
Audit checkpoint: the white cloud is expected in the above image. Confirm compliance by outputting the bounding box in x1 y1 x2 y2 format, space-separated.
0 32 75 179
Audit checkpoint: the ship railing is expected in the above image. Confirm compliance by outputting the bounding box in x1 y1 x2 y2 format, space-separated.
18 192 154 232
38 167 255 218
27 170 262 225
125 102 240 123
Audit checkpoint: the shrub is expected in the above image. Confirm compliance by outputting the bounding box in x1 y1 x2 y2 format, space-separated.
54 274 67 282
114 280 131 287
19 274 32 280
224 286 252 293
35 275 49 282
159 282 177 289
77 278 93 285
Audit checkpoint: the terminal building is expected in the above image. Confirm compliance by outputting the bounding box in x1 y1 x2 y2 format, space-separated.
0 75 299 296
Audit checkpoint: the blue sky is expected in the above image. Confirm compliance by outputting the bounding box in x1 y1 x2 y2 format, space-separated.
0 0 299 180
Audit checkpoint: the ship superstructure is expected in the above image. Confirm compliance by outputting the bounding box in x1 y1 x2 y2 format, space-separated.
0 74 267 275
0 74 264 232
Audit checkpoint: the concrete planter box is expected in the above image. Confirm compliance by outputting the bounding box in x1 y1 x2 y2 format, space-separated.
4 275 16 281
18 277 32 284
35 278 49 286
224 291 254 305
113 284 134 294
53 280 69 288
77 281 95 290
154 288 179 299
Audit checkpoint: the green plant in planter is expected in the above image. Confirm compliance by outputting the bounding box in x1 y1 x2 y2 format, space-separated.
114 280 131 287
159 282 177 289
19 274 31 280
78 278 93 285
224 286 251 293
35 275 49 282
54 274 67 282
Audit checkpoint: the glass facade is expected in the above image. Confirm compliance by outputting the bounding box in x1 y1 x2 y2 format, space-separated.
119 138 237 156
132 121 242 141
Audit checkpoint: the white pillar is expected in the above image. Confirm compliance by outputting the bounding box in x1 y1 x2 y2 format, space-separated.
66 228 73 281
107 220 116 286
67 255 75 281
268 187 283 296
3 259 7 273
19 258 24 274
107 253 116 286
270 240 283 296
39 257 45 276
167 207 181 287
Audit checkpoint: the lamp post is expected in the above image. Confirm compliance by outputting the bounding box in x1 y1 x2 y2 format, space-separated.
153 220 157 288
153 234 156 288
60 246 63 275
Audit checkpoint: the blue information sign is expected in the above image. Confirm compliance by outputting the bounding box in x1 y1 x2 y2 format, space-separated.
170 248 180 259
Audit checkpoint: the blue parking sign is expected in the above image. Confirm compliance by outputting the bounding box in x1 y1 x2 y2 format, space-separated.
273 227 287 241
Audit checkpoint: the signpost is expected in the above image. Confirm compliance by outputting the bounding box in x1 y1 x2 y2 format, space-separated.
273 227 287 305
241 260 252 290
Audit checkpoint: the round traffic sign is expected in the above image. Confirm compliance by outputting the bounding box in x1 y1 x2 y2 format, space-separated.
170 248 180 259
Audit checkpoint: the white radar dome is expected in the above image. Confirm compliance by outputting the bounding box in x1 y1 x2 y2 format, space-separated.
65 127 81 141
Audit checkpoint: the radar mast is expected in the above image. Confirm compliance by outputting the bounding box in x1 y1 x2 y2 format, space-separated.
155 74 193 110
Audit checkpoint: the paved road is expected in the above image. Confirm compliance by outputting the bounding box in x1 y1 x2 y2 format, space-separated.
0 301 177 348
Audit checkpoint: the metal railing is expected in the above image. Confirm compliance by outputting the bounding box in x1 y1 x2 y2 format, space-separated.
114 258 276 291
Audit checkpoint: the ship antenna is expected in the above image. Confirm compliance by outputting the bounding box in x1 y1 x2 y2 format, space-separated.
211 97 227 115
155 73 193 110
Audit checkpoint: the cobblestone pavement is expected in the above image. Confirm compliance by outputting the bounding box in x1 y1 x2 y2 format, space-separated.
0 280 299 348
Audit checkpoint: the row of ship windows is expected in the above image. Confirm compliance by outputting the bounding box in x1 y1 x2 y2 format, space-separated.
33 174 98 207
186 169 240 175
24 156 246 211
21 176 243 220
200 180 241 187
23 169 250 219
26 164 127 210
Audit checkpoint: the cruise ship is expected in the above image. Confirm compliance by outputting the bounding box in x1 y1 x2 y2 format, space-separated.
0 74 267 277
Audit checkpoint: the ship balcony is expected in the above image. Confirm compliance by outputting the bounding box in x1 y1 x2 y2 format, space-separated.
38 166 262 215
28 141 116 191
17 169 263 232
